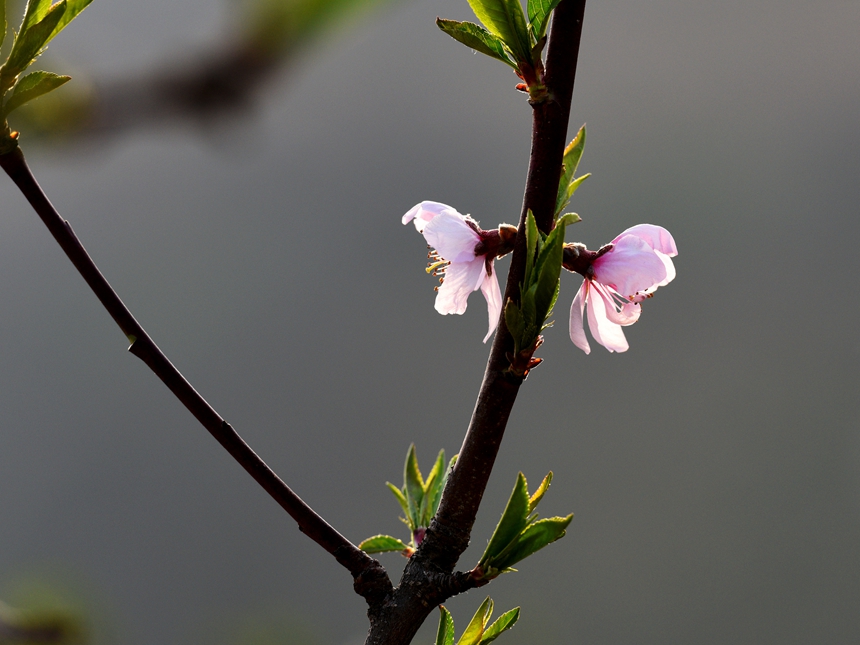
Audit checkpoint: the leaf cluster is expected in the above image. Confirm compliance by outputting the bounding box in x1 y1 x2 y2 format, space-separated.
435 598 519 645
436 0 562 72
358 445 456 555
0 0 92 150
475 472 572 580
504 210 579 359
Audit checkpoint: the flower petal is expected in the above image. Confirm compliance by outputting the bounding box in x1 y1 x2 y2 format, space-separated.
612 224 678 257
593 234 667 297
654 250 676 286
480 262 502 343
586 284 630 353
591 282 641 326
434 257 485 315
402 201 457 233
569 282 591 354
422 211 481 263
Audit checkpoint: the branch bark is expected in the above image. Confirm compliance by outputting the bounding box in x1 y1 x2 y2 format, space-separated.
361 1 587 642
0 146 390 598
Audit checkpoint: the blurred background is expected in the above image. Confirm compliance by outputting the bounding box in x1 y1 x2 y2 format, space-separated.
0 0 858 643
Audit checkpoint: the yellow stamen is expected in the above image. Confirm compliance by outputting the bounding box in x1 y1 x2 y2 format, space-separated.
425 260 448 274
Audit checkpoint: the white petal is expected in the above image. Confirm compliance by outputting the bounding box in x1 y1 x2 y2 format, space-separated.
402 201 457 233
423 211 481 263
480 262 502 343
612 224 678 256
434 258 485 315
586 284 630 353
569 282 591 354
654 250 676 286
593 234 667 297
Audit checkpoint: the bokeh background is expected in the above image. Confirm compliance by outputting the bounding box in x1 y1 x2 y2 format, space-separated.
1 0 858 643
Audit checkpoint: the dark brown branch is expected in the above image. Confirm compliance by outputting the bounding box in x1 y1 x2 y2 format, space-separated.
429 0 587 565
360 2 588 643
0 146 389 596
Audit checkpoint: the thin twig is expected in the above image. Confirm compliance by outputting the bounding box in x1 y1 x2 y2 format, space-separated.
0 146 389 593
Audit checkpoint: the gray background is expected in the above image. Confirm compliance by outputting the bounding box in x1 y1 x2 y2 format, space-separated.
1 0 858 643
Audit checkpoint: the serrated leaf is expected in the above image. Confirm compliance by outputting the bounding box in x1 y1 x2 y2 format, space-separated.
404 444 424 529
556 124 586 215
419 449 446 526
527 0 562 41
458 597 492 645
466 0 531 63
523 210 539 284
520 282 537 329
44 0 92 47
479 473 530 566
386 481 410 520
492 515 573 570
564 173 590 203
480 607 520 644
436 606 455 645
4 1 65 76
556 212 581 227
430 454 457 522
20 0 54 34
531 222 566 324
358 534 410 554
527 472 552 514
436 19 517 69
504 298 525 352
2 69 69 115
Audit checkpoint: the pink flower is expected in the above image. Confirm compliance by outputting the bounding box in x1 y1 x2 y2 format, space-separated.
568 224 678 354
402 201 505 343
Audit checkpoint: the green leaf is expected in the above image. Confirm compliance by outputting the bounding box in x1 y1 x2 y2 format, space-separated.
523 210 539 285
404 444 424 529
419 449 446 526
20 0 55 34
504 298 525 352
4 1 66 77
479 473 530 566
520 282 537 330
358 534 410 554
466 0 531 63
44 0 92 47
563 173 590 205
432 454 457 522
480 607 520 644
527 471 552 514
436 19 517 69
2 70 69 116
527 0 562 41
386 481 410 521
493 515 573 570
531 221 566 324
457 597 492 645
555 124 586 216
1 0 7 51
436 606 455 645
556 212 581 228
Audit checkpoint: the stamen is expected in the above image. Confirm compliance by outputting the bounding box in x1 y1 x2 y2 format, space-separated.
426 260 448 274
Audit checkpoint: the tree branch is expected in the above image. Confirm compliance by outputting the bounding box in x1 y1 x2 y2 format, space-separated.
0 146 390 597
360 1 588 642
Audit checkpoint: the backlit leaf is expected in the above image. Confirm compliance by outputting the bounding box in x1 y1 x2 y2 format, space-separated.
358 534 410 554
2 70 69 116
436 19 517 69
